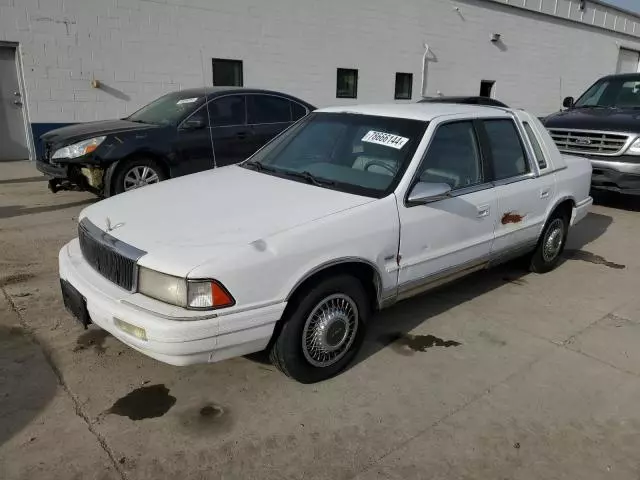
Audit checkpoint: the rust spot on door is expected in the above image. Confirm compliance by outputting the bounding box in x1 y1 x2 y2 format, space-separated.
501 212 524 225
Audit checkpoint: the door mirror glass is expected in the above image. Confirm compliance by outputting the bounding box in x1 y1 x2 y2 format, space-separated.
407 182 452 204
181 116 207 130
562 96 574 108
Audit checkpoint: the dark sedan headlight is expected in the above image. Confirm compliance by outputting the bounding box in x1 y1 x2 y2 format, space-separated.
52 136 106 160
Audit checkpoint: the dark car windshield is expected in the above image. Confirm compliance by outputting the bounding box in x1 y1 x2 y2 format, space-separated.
240 112 428 198
574 77 640 108
127 92 205 125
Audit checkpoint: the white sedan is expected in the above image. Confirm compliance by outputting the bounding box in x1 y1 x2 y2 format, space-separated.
59 103 593 383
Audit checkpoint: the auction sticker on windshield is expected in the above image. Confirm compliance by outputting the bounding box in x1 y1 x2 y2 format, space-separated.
361 131 409 150
176 97 199 105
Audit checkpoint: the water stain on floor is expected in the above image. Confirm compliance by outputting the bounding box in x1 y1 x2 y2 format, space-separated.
564 250 625 270
73 329 109 354
177 402 233 435
0 272 35 287
106 384 176 420
379 333 461 356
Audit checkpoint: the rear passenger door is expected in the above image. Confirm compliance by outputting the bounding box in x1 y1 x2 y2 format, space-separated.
480 118 554 256
246 95 307 156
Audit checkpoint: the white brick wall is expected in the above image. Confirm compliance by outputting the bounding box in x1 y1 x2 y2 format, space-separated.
2 0 640 124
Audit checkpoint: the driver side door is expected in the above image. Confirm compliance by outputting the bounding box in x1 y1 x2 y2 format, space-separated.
396 120 497 297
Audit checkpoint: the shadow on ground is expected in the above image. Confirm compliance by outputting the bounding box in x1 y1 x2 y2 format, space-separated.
0 176 47 186
0 326 57 446
0 199 96 220
592 190 640 212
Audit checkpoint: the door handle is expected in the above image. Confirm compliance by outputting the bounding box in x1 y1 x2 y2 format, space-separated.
13 100 22 107
477 205 490 218
236 132 248 139
540 189 550 199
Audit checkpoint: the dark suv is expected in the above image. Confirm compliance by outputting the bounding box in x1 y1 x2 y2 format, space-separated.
37 87 314 196
544 73 640 195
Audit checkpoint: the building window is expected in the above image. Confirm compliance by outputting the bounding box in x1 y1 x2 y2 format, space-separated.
394 72 413 100
337 68 358 99
212 58 243 87
480 80 495 98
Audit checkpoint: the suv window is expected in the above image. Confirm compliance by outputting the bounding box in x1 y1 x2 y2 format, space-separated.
247 95 292 124
417 121 482 189
209 95 246 127
522 121 548 169
482 119 529 180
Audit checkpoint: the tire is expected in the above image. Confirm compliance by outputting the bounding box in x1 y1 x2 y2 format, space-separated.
269 275 370 383
112 157 168 195
529 209 570 273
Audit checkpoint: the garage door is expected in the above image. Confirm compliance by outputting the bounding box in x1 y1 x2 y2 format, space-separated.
617 48 640 73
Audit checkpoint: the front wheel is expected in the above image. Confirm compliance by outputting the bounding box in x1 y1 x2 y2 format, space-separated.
112 157 167 195
269 275 369 383
529 211 570 273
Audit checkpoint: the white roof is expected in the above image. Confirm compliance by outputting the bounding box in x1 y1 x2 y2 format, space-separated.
316 103 511 121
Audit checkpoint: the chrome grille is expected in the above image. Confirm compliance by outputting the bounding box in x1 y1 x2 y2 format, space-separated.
78 219 145 291
549 129 630 156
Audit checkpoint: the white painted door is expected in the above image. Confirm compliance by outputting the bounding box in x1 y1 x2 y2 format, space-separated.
617 48 640 74
0 46 29 161
480 118 554 254
397 120 497 287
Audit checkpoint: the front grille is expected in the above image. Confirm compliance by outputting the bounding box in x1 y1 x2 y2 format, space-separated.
78 219 146 291
549 129 630 156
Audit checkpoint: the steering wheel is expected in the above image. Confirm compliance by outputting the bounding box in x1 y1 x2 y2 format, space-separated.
364 160 397 176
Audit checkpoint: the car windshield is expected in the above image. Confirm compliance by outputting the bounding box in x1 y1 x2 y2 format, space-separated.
574 78 640 108
127 92 205 125
241 112 428 198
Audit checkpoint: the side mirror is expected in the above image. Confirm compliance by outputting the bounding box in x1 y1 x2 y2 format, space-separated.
181 116 207 130
407 182 452 204
562 96 575 108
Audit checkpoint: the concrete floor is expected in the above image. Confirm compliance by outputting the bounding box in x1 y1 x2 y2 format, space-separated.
1 159 640 479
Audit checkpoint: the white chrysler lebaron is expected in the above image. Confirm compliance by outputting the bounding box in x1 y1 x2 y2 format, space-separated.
59 103 593 383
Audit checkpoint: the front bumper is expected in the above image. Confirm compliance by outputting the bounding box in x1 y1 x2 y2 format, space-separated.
59 239 286 366
587 158 640 195
36 160 68 178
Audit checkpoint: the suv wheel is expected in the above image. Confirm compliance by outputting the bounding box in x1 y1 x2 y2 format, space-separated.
269 275 369 383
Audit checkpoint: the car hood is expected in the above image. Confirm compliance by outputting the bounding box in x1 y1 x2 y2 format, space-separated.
544 107 640 132
41 119 159 145
79 166 376 276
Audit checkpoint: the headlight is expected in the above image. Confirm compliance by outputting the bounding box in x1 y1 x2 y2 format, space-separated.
52 136 106 159
137 267 235 310
626 137 640 155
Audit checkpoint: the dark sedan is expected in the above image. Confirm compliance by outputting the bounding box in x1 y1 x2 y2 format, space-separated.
37 87 315 196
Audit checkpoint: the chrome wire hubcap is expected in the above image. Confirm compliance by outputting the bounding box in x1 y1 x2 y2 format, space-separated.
123 166 160 191
543 218 565 262
302 294 359 368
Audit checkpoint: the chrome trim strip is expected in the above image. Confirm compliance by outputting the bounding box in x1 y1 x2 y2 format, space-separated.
590 159 640 174
492 171 536 186
396 257 488 301
488 241 537 267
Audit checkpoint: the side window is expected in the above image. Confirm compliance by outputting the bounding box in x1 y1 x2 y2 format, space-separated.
522 121 548 169
209 95 246 127
417 121 482 189
482 119 529 180
291 102 308 121
247 95 292 124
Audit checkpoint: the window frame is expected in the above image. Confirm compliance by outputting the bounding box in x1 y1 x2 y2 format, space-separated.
245 93 300 126
476 117 536 185
404 119 493 207
522 121 548 170
336 68 359 99
212 58 244 87
394 72 413 100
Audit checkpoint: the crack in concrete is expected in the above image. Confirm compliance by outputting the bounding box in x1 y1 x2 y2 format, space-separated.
1 287 128 480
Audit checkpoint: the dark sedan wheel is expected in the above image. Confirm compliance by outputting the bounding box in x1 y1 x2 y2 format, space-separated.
112 157 167 195
269 275 369 383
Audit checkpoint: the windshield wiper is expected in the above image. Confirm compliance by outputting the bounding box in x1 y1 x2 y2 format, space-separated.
282 170 336 187
242 160 280 173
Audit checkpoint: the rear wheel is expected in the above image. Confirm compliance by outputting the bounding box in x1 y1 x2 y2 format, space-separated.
269 275 369 383
529 210 570 273
112 157 167 195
